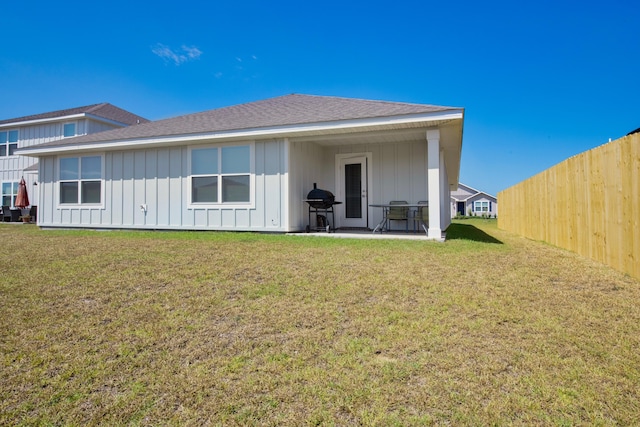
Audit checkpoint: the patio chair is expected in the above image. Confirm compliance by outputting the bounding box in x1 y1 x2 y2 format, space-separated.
29 205 37 223
2 206 11 222
413 201 429 233
386 201 409 232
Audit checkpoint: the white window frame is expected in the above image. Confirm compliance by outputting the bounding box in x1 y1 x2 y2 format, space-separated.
1 181 19 208
473 200 490 212
0 129 19 157
57 154 105 208
188 143 255 209
63 122 77 138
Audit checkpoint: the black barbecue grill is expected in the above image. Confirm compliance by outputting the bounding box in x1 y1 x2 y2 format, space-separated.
304 183 341 232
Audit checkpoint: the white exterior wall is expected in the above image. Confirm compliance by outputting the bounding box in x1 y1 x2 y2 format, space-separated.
321 140 429 229
440 149 451 231
1 118 123 209
288 139 325 232
37 140 289 231
31 126 458 234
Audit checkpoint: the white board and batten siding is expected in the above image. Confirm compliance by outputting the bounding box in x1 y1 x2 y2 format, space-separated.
287 139 325 231
288 136 449 231
2 118 125 204
1 121 78 185
324 140 438 230
37 140 289 231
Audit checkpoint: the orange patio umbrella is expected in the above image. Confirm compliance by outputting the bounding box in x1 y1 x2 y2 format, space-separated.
15 177 30 209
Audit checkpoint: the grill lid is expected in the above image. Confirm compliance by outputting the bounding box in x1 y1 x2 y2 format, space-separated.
306 183 335 202
305 183 336 209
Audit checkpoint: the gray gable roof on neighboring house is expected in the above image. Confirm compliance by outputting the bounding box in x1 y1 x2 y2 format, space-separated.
21 94 461 151
451 183 496 202
0 103 149 127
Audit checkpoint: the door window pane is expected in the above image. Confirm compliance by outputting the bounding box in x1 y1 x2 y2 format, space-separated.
345 163 362 218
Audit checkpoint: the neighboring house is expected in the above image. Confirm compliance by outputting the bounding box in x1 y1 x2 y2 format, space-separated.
18 94 464 239
450 183 497 217
1 103 148 209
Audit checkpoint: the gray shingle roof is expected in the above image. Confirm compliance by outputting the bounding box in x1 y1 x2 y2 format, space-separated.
26 94 460 149
0 103 149 126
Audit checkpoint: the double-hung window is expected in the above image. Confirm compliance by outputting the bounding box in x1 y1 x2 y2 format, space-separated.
59 155 102 205
473 201 490 212
190 145 251 204
2 181 18 207
0 130 18 156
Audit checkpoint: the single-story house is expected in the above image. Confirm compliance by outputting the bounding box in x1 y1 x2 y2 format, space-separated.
18 94 465 239
1 103 148 211
450 183 497 217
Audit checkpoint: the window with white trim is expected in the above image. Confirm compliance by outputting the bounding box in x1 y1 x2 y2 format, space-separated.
2 181 18 207
190 145 251 204
0 130 18 156
473 201 490 212
59 156 102 204
63 123 76 137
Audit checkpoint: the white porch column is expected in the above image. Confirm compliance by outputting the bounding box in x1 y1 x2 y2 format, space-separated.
427 129 442 239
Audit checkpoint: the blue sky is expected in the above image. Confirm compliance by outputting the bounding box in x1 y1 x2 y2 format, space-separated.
1 0 638 196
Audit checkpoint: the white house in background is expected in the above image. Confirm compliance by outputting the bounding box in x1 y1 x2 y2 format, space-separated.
18 94 465 239
1 104 148 211
451 183 497 217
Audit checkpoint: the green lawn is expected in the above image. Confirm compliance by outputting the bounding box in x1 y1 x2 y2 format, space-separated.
1 220 638 426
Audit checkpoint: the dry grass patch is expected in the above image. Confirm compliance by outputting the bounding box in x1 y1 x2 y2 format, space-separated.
1 220 639 425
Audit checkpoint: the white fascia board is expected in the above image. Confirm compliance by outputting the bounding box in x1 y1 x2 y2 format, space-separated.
0 113 132 129
460 191 497 202
18 110 464 156
458 183 482 194
475 191 497 200
0 113 88 129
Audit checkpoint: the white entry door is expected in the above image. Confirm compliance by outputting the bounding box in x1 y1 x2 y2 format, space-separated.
336 154 369 228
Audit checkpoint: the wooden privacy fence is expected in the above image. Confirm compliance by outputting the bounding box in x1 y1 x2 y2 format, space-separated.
498 133 640 280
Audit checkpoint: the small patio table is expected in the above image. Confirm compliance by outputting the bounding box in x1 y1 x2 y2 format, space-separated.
369 203 427 234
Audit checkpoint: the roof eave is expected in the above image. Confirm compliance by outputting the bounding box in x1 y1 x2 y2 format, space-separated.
0 112 134 129
18 109 464 156
0 113 88 128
